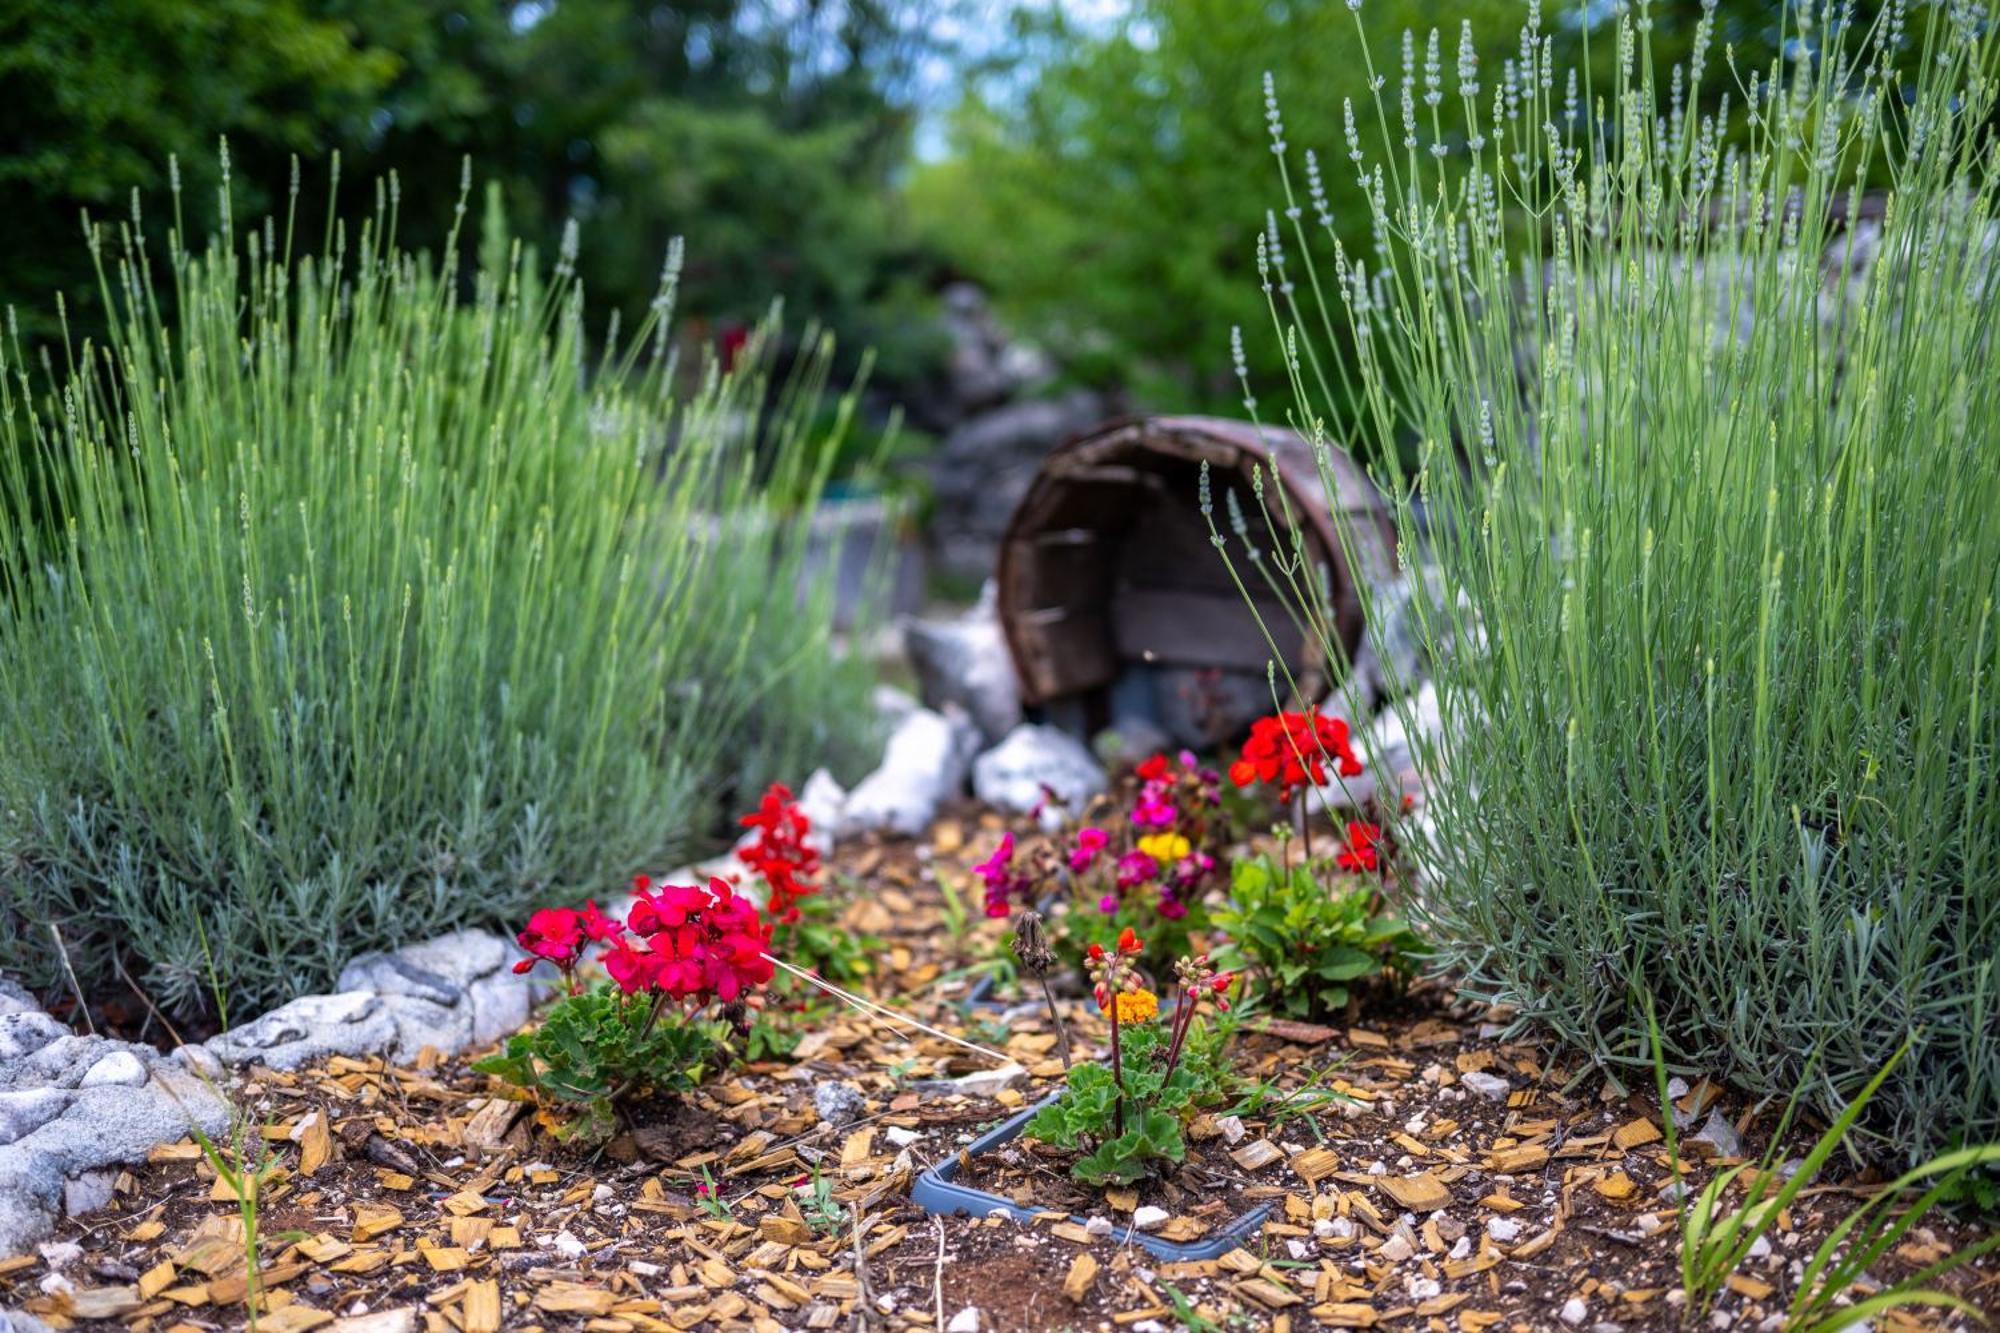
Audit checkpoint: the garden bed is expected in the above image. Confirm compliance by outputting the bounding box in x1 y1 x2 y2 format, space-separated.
5 810 1997 1332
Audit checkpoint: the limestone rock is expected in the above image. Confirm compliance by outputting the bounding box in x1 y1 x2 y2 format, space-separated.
972 725 1106 825
795 769 848 849
917 1063 1027 1100
0 1014 65 1067
901 585 1022 744
0 1091 69 1147
839 708 981 837
0 979 40 1019
813 1081 867 1130
77 1052 147 1089
201 990 396 1070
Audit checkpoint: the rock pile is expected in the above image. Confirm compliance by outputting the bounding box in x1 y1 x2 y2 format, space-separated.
0 927 545 1258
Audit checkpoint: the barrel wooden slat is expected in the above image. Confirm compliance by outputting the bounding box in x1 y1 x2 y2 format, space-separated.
996 415 1393 743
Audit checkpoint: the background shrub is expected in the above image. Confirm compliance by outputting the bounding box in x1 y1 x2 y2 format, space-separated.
0 170 878 1023
1232 3 1999 1160
910 0 1821 413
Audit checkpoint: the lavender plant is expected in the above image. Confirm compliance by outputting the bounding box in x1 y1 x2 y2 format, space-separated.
0 163 880 1020
1219 1 2000 1161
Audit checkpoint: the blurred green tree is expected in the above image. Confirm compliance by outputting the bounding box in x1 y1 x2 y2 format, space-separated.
0 0 944 372
909 0 1848 414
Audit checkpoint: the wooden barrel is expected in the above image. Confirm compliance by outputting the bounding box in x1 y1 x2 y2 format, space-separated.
995 415 1394 748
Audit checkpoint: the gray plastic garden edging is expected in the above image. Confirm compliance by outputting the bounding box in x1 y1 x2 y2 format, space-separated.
909 1095 1273 1262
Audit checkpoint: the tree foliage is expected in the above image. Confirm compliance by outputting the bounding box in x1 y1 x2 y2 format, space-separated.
911 0 1856 412
0 0 941 367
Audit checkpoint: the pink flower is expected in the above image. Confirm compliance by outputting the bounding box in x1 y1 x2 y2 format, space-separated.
1131 784 1176 828
1069 826 1109 872
972 833 1015 889
1098 893 1119 915
1115 850 1159 890
973 833 1035 918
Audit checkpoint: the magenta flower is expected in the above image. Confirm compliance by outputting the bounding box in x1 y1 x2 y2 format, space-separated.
973 833 1026 918
1070 826 1109 871
1131 783 1176 828
1115 850 1159 890
1098 892 1119 915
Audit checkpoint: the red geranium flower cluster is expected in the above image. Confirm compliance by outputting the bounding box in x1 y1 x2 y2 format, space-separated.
738 782 820 923
1336 820 1384 873
513 877 774 1005
513 900 625 983
1227 710 1362 801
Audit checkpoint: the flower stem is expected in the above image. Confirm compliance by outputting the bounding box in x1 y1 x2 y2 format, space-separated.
1038 974 1073 1070
1108 1003 1126 1137
1161 987 1195 1083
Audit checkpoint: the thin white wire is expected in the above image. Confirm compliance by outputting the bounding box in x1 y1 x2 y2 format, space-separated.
761 955 1015 1066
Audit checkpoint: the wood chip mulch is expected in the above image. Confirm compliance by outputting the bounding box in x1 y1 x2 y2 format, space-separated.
6 807 1997 1332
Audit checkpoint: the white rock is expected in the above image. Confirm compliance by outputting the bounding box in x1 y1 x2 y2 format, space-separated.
34 1241 81 1270
0 1089 71 1146
795 769 848 851
1460 1070 1511 1100
921 1063 1028 1100
202 991 396 1070
1407 1276 1442 1300
1084 1215 1115 1238
1216 1115 1247 1144
1748 1235 1772 1260
1285 1239 1312 1260
839 708 981 837
1378 1234 1414 1263
552 1231 586 1261
1131 1205 1170 1232
1448 1236 1472 1260
1486 1216 1523 1243
972 725 1106 824
1635 1213 1666 1236
1690 1108 1746 1159
61 1169 116 1218
1560 1297 1588 1326
884 1127 921 1149
946 1306 983 1333
902 585 1021 743
813 1081 867 1129
77 1051 147 1089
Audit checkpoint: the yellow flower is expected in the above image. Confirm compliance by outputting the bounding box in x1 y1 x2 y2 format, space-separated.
1104 988 1160 1024
1136 832 1191 864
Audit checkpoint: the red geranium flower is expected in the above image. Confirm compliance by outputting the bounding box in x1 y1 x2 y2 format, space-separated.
603 937 661 994
739 783 822 923
579 899 625 944
514 907 584 973
1335 821 1383 873
1135 753 1174 783
1227 710 1363 801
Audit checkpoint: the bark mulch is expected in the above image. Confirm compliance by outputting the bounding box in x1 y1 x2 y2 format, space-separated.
6 808 1997 1332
